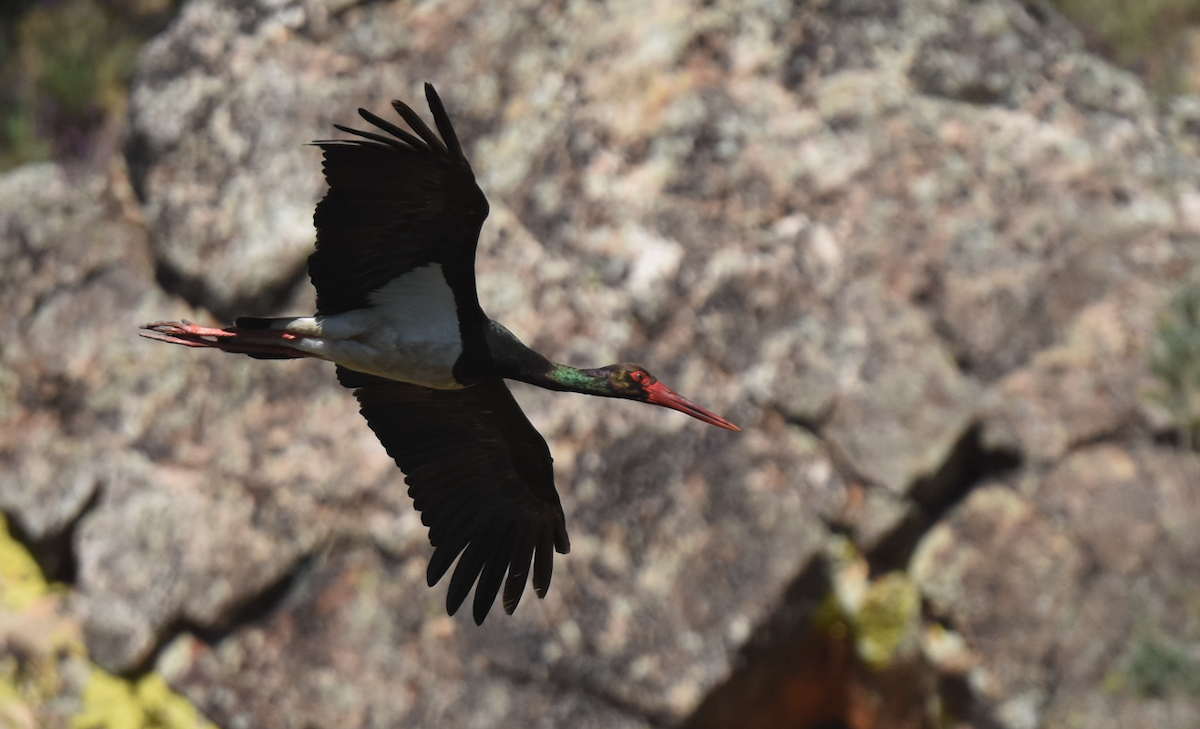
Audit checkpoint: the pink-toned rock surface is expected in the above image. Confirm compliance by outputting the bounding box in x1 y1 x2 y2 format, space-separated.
3 0 1200 727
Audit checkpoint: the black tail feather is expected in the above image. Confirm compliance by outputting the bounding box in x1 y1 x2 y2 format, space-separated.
243 351 304 360
234 316 281 329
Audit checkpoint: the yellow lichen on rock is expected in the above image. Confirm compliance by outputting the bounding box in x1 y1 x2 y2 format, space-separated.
0 515 49 610
73 671 215 729
854 573 921 670
0 516 215 729
823 535 922 669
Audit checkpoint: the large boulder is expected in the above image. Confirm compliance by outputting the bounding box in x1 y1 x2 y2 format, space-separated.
2 0 1199 726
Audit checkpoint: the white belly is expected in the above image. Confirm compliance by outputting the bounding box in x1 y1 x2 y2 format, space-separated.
287 264 467 389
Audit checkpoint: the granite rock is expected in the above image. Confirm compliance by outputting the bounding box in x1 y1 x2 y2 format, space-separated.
2 0 1200 726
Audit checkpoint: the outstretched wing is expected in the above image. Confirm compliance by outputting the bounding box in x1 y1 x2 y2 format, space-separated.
309 83 489 319
341 367 571 624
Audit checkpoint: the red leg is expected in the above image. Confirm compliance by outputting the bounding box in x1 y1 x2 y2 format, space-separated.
139 321 315 358
141 320 298 340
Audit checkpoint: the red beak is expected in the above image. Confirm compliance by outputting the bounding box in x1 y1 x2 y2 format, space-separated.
644 382 741 432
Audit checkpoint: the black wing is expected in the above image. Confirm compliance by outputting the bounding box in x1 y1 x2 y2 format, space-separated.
341 367 571 624
309 83 489 317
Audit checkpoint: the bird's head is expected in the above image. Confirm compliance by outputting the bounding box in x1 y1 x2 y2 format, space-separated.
596 363 741 431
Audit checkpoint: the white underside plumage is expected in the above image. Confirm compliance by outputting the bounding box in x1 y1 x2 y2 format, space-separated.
273 264 466 389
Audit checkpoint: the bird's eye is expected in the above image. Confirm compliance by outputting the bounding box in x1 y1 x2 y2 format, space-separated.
631 371 648 385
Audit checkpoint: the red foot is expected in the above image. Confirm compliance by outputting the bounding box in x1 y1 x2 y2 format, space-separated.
143 320 237 338
141 320 297 340
138 321 311 358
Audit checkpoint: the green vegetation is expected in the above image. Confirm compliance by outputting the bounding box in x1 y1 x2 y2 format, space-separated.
1105 618 1200 700
1049 0 1200 96
0 0 179 170
1150 284 1200 451
1123 631 1200 698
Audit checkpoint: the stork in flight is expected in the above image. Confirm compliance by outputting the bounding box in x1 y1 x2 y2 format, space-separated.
141 83 739 624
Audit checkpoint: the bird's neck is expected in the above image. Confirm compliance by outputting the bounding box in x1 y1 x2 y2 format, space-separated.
484 320 610 396
529 363 611 396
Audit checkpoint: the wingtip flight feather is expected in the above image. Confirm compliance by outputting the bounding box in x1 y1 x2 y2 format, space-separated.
423 82 465 161
356 107 427 150
473 534 514 625
502 529 536 615
317 88 464 157
446 534 491 618
327 123 406 150
391 96 448 155
532 536 555 599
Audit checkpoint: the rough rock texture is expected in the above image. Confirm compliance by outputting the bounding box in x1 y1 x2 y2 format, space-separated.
3 0 1200 727
0 514 217 729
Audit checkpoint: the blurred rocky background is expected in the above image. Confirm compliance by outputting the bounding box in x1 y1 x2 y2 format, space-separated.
3 0 1200 727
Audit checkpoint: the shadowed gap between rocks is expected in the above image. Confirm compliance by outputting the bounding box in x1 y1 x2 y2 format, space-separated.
919 613 1010 729
682 558 837 729
1 484 99 585
783 404 833 441
153 257 311 325
683 553 1010 729
121 551 316 679
1153 426 1200 452
680 557 948 729
865 423 1021 576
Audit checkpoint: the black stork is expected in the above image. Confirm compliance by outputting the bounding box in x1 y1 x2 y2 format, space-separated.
141 83 739 625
